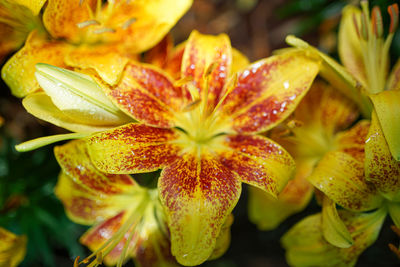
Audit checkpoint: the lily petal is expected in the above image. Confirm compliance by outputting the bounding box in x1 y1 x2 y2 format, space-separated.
248 159 314 230
97 0 192 53
231 48 250 75
388 202 400 228
54 139 138 224
22 92 114 133
65 44 132 85
55 139 136 195
102 62 184 128
281 208 386 267
34 64 131 127
80 211 133 266
87 123 182 174
208 214 234 260
22 93 115 133
0 228 27 267
369 90 400 160
42 0 95 43
388 59 400 91
144 35 174 70
285 36 373 118
219 50 319 134
365 111 400 200
1 31 70 97
308 121 383 211
338 6 367 88
322 196 353 248
56 171 137 226
133 202 177 267
212 134 295 198
13 0 46 15
159 152 241 266
181 30 232 109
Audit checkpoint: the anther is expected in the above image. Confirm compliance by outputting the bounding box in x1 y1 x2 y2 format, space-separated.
182 99 201 112
371 6 383 38
205 62 218 77
388 4 399 34
122 18 137 30
287 119 303 129
93 27 116 34
77 19 100 28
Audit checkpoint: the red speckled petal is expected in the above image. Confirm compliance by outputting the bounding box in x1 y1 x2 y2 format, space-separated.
87 123 183 174
308 121 384 211
181 30 232 109
212 134 295 198
158 152 241 266
55 172 138 226
248 159 315 230
335 120 370 163
54 140 136 195
102 62 184 128
80 211 132 266
365 112 400 200
218 51 319 134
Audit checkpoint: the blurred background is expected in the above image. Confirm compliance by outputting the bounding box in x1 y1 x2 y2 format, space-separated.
1 0 400 266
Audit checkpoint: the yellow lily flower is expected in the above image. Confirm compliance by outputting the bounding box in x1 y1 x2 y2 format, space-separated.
82 30 319 265
0 0 44 63
55 139 175 267
283 109 400 266
54 139 232 267
248 80 359 230
2 0 193 97
0 227 27 267
286 2 400 160
281 208 386 267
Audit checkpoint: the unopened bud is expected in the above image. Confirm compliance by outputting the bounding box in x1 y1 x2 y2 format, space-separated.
35 63 129 125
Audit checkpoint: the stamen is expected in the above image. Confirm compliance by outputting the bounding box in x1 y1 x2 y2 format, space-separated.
388 243 400 259
204 62 218 77
352 14 361 38
391 225 400 237
73 256 80 267
182 99 201 112
371 6 383 38
175 76 194 87
95 252 103 264
77 19 100 28
122 18 137 30
361 12 369 40
93 27 116 34
388 4 399 34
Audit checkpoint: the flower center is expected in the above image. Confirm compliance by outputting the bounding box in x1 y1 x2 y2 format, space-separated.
76 0 136 44
353 2 398 94
174 66 234 145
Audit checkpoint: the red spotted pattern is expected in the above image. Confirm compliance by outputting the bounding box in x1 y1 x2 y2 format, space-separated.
87 123 183 174
55 140 136 195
